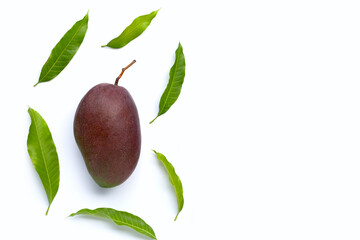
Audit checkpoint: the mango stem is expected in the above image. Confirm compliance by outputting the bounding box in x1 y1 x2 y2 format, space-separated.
115 60 136 85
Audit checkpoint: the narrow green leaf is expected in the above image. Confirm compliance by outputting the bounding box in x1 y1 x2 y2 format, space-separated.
150 42 186 124
69 208 157 239
35 12 89 86
153 150 184 221
102 9 159 49
27 108 60 215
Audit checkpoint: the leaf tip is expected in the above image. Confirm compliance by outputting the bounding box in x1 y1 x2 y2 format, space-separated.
84 10 89 19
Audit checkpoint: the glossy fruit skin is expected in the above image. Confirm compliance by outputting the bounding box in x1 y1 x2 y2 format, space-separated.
74 83 141 188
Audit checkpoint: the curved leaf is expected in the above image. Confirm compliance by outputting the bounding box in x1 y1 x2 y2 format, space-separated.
153 150 184 221
69 208 157 239
150 42 186 123
35 12 89 86
102 9 159 49
27 107 60 215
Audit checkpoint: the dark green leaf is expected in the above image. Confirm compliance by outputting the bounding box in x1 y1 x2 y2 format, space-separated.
102 9 159 49
153 150 184 221
35 12 89 86
27 107 60 215
150 42 186 123
69 208 157 239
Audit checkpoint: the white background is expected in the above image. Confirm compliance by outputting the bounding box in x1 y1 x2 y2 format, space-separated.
1 0 360 239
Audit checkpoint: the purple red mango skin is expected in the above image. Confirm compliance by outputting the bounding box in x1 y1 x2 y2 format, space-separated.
74 83 141 188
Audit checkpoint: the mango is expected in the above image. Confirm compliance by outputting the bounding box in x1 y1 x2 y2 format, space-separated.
73 61 141 188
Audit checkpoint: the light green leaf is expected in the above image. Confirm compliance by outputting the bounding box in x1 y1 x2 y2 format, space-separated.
153 150 184 221
150 42 186 123
27 107 60 215
69 208 157 239
35 12 89 86
102 9 159 49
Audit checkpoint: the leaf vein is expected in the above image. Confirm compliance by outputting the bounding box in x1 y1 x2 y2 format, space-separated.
39 18 86 83
31 111 53 202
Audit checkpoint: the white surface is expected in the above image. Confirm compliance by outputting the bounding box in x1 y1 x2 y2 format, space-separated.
1 0 360 239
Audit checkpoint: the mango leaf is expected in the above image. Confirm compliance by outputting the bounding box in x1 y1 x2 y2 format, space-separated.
69 208 157 239
153 150 184 221
27 108 60 215
102 9 159 49
150 42 186 123
35 12 89 86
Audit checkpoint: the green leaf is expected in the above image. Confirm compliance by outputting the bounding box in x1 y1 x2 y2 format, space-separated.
35 12 89 86
69 208 157 239
153 150 184 221
150 42 186 124
27 107 60 215
102 9 159 49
